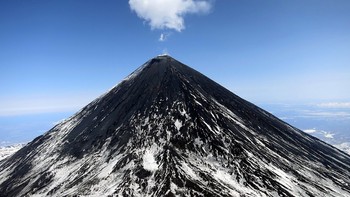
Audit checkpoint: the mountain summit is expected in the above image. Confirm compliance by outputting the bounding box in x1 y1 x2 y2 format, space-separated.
1 56 350 196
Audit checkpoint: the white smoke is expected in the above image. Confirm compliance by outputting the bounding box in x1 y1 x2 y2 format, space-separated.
159 33 166 41
129 0 212 32
158 32 172 41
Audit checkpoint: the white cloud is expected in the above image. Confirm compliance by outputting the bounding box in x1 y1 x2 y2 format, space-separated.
317 102 350 108
0 143 26 161
159 32 172 41
159 33 166 41
129 0 212 32
303 128 335 139
323 132 334 139
307 111 350 117
0 94 97 116
334 142 350 155
303 129 317 134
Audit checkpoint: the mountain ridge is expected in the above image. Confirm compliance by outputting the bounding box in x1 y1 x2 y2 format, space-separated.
0 55 350 196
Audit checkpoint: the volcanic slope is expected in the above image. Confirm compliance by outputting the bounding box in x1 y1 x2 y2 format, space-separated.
0 55 350 197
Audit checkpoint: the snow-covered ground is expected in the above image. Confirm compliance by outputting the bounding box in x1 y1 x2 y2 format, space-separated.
0 135 347 163
0 143 25 161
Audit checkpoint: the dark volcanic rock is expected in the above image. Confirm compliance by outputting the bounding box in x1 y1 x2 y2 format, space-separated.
0 55 350 196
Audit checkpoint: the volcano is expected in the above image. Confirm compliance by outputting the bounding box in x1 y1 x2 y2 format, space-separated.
0 55 350 196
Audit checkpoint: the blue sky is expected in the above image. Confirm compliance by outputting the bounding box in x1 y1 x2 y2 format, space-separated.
0 1 350 143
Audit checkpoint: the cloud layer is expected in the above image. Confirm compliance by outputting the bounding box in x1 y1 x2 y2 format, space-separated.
129 0 212 32
334 143 350 155
303 129 335 139
317 102 350 108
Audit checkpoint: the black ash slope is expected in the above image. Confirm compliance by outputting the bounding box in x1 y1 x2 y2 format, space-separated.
0 55 350 196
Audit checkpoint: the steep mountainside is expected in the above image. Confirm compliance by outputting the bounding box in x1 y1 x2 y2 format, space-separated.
0 55 350 196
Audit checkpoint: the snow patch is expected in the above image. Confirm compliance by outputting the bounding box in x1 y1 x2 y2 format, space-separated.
174 119 182 131
180 108 187 117
142 147 159 171
194 137 204 146
181 162 200 180
98 154 123 178
264 164 295 192
170 182 178 194
194 100 202 106
213 169 258 196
